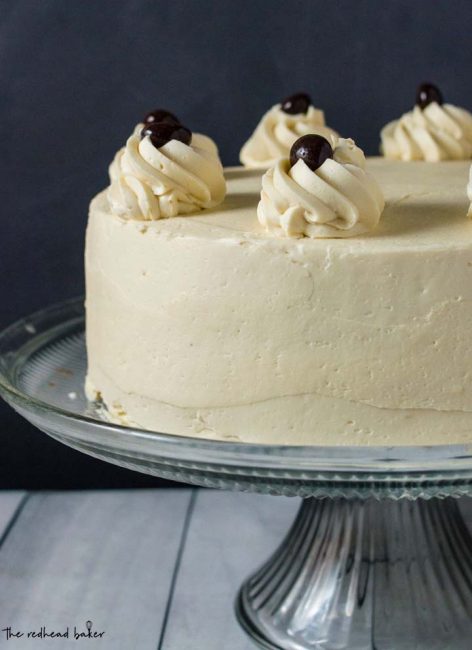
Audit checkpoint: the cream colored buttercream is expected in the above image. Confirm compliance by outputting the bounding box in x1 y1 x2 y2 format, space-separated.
107 129 226 219
381 103 472 161
257 138 385 238
240 104 338 169
86 161 472 445
131 122 220 157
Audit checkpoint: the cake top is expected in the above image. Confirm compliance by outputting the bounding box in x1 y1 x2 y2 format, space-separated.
91 160 472 252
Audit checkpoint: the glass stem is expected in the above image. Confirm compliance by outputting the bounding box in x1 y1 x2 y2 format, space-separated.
237 497 472 650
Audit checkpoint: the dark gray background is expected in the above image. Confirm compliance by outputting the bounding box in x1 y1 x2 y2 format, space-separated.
1 0 471 488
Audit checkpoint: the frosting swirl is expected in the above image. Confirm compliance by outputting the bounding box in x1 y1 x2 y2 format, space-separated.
381 103 472 161
240 104 338 169
257 138 385 238
107 129 225 219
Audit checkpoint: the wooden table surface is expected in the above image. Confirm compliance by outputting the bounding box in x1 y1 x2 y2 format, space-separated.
0 489 299 649
0 490 471 650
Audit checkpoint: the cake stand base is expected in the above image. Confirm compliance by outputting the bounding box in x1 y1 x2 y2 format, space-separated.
236 497 472 650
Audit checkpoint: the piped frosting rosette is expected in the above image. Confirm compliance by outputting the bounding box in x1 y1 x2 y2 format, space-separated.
131 121 220 157
258 136 385 238
381 83 472 161
107 121 225 220
240 93 338 169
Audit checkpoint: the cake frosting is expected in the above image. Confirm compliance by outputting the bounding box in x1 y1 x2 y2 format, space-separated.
132 121 220 157
86 159 472 446
381 84 472 162
107 127 225 219
258 138 385 238
240 99 338 169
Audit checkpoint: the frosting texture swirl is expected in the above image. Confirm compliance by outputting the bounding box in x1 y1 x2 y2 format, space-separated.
381 104 472 161
257 138 385 238
240 104 338 169
107 130 225 219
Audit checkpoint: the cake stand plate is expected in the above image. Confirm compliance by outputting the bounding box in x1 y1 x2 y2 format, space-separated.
1 298 472 650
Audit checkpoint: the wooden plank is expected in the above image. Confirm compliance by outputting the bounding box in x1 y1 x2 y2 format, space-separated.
160 490 298 650
0 492 27 540
0 489 191 649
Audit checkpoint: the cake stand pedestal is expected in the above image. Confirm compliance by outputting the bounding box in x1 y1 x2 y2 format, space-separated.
1 298 471 650
237 497 472 650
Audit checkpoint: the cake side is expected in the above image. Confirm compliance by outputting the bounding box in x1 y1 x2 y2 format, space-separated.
85 162 472 445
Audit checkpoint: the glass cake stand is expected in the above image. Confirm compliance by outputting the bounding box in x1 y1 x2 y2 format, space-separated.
1 297 472 650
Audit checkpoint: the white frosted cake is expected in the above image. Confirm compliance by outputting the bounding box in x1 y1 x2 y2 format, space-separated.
86 120 472 445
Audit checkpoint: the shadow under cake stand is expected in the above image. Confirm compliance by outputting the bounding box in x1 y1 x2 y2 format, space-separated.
1 298 471 650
